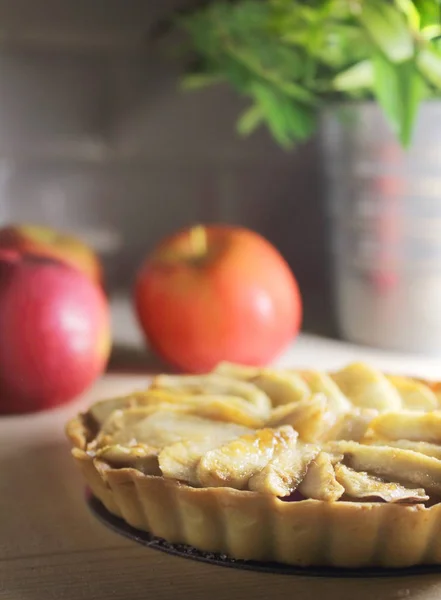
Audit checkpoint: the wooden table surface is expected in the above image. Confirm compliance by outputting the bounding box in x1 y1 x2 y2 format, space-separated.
4 334 441 600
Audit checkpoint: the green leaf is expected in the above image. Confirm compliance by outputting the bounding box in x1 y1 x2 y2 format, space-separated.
249 81 316 146
417 46 441 89
284 101 317 140
333 60 374 91
237 104 264 136
181 73 224 91
372 52 426 147
223 42 317 105
358 1 415 63
178 0 433 149
421 25 441 40
250 82 292 146
413 0 441 29
394 0 421 30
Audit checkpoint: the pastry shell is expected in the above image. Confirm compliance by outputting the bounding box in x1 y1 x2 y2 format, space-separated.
66 413 441 569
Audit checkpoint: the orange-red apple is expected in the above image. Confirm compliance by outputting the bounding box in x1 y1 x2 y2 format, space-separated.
0 223 103 285
0 250 111 414
134 225 302 373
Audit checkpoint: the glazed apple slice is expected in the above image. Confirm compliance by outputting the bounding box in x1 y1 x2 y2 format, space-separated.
197 425 297 489
95 443 161 475
151 374 271 416
184 396 267 428
248 442 319 496
327 408 379 442
298 452 345 501
363 410 441 444
213 362 259 379
89 389 193 426
268 394 338 442
97 408 252 450
327 440 441 494
387 375 438 412
214 363 311 406
159 432 250 486
366 439 441 460
334 464 428 503
251 371 310 406
299 370 351 412
331 363 402 411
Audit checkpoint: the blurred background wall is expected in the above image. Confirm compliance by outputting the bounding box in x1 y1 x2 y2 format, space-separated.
0 0 333 335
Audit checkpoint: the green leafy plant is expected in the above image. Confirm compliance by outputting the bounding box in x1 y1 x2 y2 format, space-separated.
179 0 441 147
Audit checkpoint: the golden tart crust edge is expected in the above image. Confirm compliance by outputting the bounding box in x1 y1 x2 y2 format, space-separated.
66 412 441 569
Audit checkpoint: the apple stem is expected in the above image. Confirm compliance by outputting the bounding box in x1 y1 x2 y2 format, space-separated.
190 225 207 257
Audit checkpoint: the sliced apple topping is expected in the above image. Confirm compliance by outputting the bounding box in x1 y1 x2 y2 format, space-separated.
82 361 441 504
327 408 379 442
95 443 160 475
298 452 345 501
331 363 402 411
268 394 338 442
387 375 438 412
214 363 311 406
366 439 441 460
182 396 268 428
249 442 319 496
95 405 192 448
334 464 428 503
151 374 271 417
214 362 260 380
97 408 252 450
89 388 233 428
89 390 163 426
159 434 243 486
250 371 310 406
299 370 352 412
363 411 441 444
327 440 441 495
197 426 297 489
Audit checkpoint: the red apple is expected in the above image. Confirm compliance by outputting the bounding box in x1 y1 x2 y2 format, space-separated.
0 223 103 285
0 250 111 414
134 225 302 373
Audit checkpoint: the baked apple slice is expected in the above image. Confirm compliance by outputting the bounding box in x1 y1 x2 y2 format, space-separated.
335 464 428 503
197 426 296 489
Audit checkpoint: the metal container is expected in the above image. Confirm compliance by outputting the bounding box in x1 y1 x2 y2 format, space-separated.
320 101 441 353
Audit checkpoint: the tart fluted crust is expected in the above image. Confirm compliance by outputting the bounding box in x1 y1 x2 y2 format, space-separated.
66 410 441 569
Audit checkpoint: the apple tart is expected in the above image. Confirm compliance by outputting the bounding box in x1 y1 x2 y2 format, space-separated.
66 362 441 568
